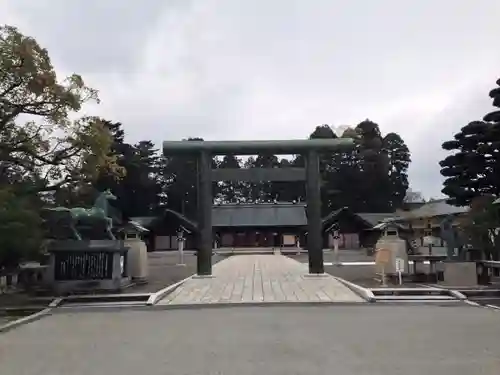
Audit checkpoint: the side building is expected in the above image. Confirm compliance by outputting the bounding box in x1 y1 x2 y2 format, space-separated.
212 203 305 248
131 202 307 251
394 199 469 246
131 203 400 252
319 207 396 249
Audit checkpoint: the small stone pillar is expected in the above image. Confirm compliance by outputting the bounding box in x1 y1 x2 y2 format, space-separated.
177 229 186 266
123 226 149 284
331 224 340 264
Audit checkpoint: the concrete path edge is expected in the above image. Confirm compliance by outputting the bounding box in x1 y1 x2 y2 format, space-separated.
332 276 376 302
147 275 195 305
0 306 54 334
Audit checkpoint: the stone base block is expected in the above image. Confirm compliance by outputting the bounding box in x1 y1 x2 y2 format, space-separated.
52 277 132 295
192 274 215 279
132 277 148 285
302 273 329 278
442 262 477 287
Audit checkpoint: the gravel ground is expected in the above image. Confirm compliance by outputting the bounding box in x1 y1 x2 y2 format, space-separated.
123 252 224 293
288 250 448 288
288 250 382 287
1 304 500 374
286 249 374 264
0 252 222 315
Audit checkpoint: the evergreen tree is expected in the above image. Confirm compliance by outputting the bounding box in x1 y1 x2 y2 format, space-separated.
483 78 500 191
215 154 243 203
440 121 493 206
273 158 303 203
121 140 162 217
440 77 500 206
0 187 42 269
251 152 281 202
354 120 392 212
161 138 212 218
309 124 340 214
383 132 411 209
89 122 163 218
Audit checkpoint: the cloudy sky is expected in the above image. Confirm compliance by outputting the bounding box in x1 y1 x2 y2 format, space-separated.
3 0 500 198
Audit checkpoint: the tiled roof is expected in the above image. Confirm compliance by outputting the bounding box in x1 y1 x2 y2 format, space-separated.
321 207 397 231
372 221 407 231
357 213 397 226
117 221 150 233
129 216 156 226
401 199 468 219
130 211 197 233
212 203 307 227
130 204 307 230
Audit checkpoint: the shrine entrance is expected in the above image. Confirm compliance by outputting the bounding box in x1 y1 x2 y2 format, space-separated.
163 139 354 275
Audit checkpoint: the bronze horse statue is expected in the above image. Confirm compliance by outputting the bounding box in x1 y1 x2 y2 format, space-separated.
42 190 118 240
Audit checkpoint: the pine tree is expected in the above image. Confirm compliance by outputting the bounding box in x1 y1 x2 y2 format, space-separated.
215 154 243 203
440 77 500 206
440 121 493 206
354 120 392 212
383 132 411 209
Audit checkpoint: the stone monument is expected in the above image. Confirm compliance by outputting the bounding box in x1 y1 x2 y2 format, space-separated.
439 215 477 286
440 215 462 260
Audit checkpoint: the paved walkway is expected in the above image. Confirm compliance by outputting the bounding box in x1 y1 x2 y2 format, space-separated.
3 305 500 375
158 254 364 305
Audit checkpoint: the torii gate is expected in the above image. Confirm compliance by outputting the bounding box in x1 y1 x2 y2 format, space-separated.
163 138 354 276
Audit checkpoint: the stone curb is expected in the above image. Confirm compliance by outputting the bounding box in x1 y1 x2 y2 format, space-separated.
332 276 376 302
45 300 469 314
49 297 64 307
59 293 151 304
147 301 367 310
0 307 53 334
418 284 470 301
147 254 231 305
51 300 367 313
146 275 194 305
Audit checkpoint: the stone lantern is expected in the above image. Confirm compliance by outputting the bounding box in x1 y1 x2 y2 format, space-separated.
374 220 408 276
121 221 149 284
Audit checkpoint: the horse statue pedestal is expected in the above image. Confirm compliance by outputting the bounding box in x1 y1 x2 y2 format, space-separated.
46 240 130 295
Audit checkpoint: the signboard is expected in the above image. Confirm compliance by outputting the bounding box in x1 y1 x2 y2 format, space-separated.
395 257 405 273
283 234 296 246
375 248 391 265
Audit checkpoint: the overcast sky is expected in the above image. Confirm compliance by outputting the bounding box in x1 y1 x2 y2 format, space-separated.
3 0 500 198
